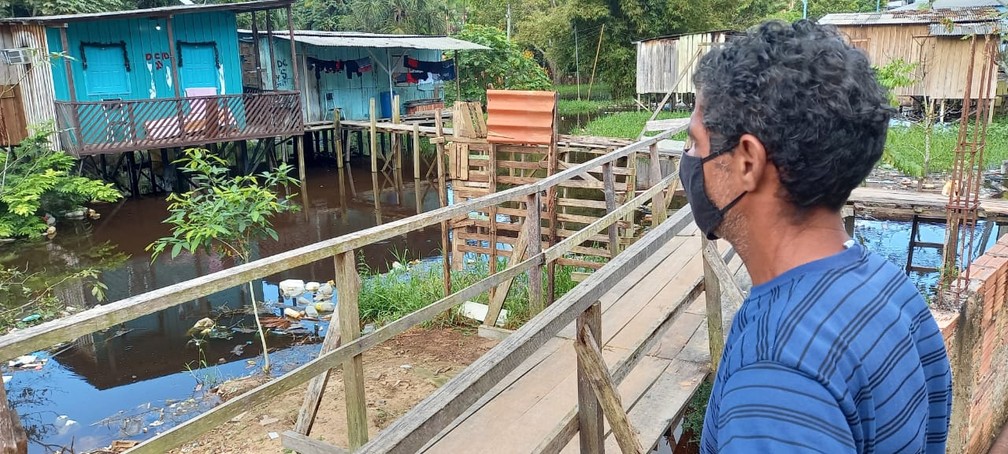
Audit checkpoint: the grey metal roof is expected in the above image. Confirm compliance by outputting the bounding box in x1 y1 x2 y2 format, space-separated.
0 0 291 24
818 6 1000 25
928 22 1000 34
238 29 489 50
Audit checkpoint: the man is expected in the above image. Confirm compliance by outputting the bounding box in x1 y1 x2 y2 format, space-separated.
682 20 952 453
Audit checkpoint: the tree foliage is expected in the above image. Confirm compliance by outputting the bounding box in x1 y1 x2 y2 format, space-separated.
147 148 300 263
446 24 551 104
0 124 121 239
875 58 918 107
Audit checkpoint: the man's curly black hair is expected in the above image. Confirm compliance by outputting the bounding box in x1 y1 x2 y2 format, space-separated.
693 20 894 212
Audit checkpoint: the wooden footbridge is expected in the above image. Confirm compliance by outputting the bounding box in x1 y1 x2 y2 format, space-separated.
0 128 749 454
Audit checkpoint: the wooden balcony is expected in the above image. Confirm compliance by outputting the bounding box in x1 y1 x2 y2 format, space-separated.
54 91 304 156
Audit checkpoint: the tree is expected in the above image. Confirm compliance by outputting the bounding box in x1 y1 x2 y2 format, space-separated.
0 124 121 239
147 148 300 373
0 0 128 17
340 0 448 34
447 24 552 104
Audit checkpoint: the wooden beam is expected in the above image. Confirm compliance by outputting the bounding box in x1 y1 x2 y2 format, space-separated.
285 5 300 92
0 382 26 454
293 309 343 434
574 326 645 454
370 98 378 173
265 12 278 89
485 219 529 326
413 124 421 179
352 207 694 454
576 303 604 454
281 431 348 454
603 163 618 258
336 251 368 449
648 143 667 225
527 192 544 315
701 238 724 372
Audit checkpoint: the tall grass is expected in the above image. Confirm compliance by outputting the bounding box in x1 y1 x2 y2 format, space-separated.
356 251 602 329
554 83 612 101
574 111 690 140
883 120 1008 178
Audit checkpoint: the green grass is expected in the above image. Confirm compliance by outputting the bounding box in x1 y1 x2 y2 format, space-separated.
356 253 602 329
554 83 611 101
557 99 611 116
574 111 690 140
883 120 1008 178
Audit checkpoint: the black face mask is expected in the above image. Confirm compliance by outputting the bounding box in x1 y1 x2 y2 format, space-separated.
679 149 746 241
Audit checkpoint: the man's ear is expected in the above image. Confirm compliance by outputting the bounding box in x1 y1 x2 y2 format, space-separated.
733 133 768 193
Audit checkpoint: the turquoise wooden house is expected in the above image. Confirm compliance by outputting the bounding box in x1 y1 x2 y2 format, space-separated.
0 0 303 156
240 30 486 123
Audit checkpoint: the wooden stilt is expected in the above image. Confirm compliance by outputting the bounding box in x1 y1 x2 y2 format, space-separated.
370 98 378 173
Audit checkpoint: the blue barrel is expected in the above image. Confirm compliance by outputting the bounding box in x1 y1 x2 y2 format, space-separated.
379 91 396 119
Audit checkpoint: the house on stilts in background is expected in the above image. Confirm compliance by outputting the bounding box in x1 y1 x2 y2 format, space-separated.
0 0 304 196
239 29 487 124
634 30 737 109
819 2 1005 120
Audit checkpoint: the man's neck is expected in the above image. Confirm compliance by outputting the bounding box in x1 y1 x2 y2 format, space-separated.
733 208 850 286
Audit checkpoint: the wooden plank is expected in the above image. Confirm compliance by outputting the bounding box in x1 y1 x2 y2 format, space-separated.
603 164 619 258
131 257 540 453
648 143 667 225
336 252 368 449
555 258 604 270
0 382 27 454
281 431 349 454
574 327 645 454
293 305 343 434
486 220 530 326
370 98 378 172
527 192 544 314
576 303 604 454
701 238 724 372
558 198 608 209
354 207 694 454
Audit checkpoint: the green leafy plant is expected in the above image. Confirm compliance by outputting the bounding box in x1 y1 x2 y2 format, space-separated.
0 124 121 239
147 148 301 373
874 59 918 107
0 265 107 334
445 24 552 105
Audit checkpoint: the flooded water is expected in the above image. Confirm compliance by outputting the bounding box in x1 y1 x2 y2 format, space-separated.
2 150 1002 452
1 161 446 453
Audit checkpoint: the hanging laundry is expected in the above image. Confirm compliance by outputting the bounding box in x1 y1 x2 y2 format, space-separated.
345 57 373 80
307 57 344 78
395 70 429 84
403 56 456 81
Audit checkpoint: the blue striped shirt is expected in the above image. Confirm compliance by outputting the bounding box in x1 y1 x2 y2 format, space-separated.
701 244 952 453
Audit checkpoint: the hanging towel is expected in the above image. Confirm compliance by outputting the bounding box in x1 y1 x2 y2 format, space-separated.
404 56 456 81
307 57 344 78
344 57 373 80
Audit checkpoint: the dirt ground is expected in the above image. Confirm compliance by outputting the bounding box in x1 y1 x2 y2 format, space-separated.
170 326 498 453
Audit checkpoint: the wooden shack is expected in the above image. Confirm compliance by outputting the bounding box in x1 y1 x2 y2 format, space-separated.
634 31 735 99
0 0 304 156
241 30 487 124
0 23 56 146
819 7 1002 103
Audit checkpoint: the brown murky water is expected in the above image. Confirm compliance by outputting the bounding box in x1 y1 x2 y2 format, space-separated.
0 161 444 452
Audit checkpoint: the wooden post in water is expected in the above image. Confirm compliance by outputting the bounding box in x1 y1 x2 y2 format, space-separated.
0 380 27 454
295 135 307 185
370 98 378 173
393 94 403 172
334 108 344 168
335 251 368 449
527 191 544 314
413 124 421 180
701 238 725 372
576 302 604 454
648 143 666 225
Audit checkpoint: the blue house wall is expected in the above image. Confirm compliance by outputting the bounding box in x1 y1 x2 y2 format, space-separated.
46 11 243 102
258 37 444 122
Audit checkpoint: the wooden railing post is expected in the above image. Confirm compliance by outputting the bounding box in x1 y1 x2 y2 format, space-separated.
488 143 499 303
701 238 725 372
602 163 619 258
527 191 544 315
0 380 26 454
336 250 368 449
576 302 604 454
435 113 451 296
648 143 667 225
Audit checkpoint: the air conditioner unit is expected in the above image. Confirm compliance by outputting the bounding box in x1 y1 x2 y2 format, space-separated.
1 48 35 65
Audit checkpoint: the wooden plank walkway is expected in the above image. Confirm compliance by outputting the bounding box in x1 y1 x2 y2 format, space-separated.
420 226 745 453
848 187 1008 222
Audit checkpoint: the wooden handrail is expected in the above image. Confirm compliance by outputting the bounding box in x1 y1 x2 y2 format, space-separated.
52 90 302 107
0 127 681 362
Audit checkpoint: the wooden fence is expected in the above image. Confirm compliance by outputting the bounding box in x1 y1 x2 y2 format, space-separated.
0 127 693 453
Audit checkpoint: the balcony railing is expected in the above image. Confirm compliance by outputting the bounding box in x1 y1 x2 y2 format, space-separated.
54 91 303 155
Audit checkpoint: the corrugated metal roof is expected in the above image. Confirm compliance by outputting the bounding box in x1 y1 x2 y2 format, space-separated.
634 29 737 44
238 30 488 50
0 0 291 24
819 6 1000 25
486 90 555 145
929 22 1000 35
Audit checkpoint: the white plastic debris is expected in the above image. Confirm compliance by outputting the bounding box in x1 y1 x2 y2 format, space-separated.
278 279 305 298
8 355 36 367
460 301 508 326
305 281 321 292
